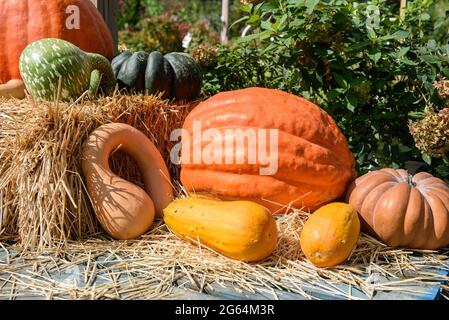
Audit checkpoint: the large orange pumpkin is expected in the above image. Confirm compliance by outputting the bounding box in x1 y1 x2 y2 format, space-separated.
0 0 114 84
347 168 449 249
180 87 356 213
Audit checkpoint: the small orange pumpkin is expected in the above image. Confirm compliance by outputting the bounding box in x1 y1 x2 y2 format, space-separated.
346 168 449 249
300 202 360 267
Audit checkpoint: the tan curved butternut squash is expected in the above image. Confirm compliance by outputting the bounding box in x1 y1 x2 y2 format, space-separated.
82 123 173 240
0 79 25 99
163 198 279 262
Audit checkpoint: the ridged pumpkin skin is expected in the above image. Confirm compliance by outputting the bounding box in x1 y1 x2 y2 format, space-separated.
180 87 356 213
111 51 201 101
0 0 114 84
300 202 360 267
164 53 202 101
346 168 449 249
145 52 173 100
163 198 279 262
116 51 149 92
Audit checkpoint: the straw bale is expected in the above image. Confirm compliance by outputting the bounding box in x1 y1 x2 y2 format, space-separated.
0 94 195 248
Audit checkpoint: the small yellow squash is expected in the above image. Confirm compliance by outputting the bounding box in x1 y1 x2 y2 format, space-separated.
163 198 279 262
300 202 360 268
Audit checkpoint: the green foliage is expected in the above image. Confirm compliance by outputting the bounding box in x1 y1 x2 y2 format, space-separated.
172 0 224 32
202 0 449 180
405 0 449 45
118 0 243 52
201 44 282 97
119 14 183 53
118 0 165 29
141 0 165 17
185 19 221 53
118 0 141 29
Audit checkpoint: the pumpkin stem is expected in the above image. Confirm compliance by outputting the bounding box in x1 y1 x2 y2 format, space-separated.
87 53 117 97
407 174 416 187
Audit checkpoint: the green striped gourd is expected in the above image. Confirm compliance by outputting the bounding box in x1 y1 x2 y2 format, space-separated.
19 38 116 101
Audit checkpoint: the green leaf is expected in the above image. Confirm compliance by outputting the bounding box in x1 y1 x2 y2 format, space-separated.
422 154 432 165
230 16 249 29
369 51 381 64
350 41 370 51
398 144 412 153
247 14 261 24
325 89 340 102
345 103 355 113
401 58 418 66
436 164 449 177
443 68 449 78
264 0 280 9
254 1 265 11
333 73 348 89
367 28 377 41
427 39 436 49
260 20 272 30
443 155 449 165
420 13 431 21
380 30 409 41
277 14 288 31
240 4 252 13
408 111 425 119
347 94 359 111
289 18 305 28
397 47 409 57
238 30 272 43
261 43 278 54
420 54 442 65
305 0 319 14
345 58 364 67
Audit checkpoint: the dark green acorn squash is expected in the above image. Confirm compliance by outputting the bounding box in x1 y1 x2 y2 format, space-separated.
164 53 202 101
111 50 202 101
112 52 132 78
145 52 173 100
117 51 149 92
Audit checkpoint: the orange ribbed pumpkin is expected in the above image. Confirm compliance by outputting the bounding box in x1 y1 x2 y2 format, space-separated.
0 0 114 84
180 87 357 213
347 168 449 249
